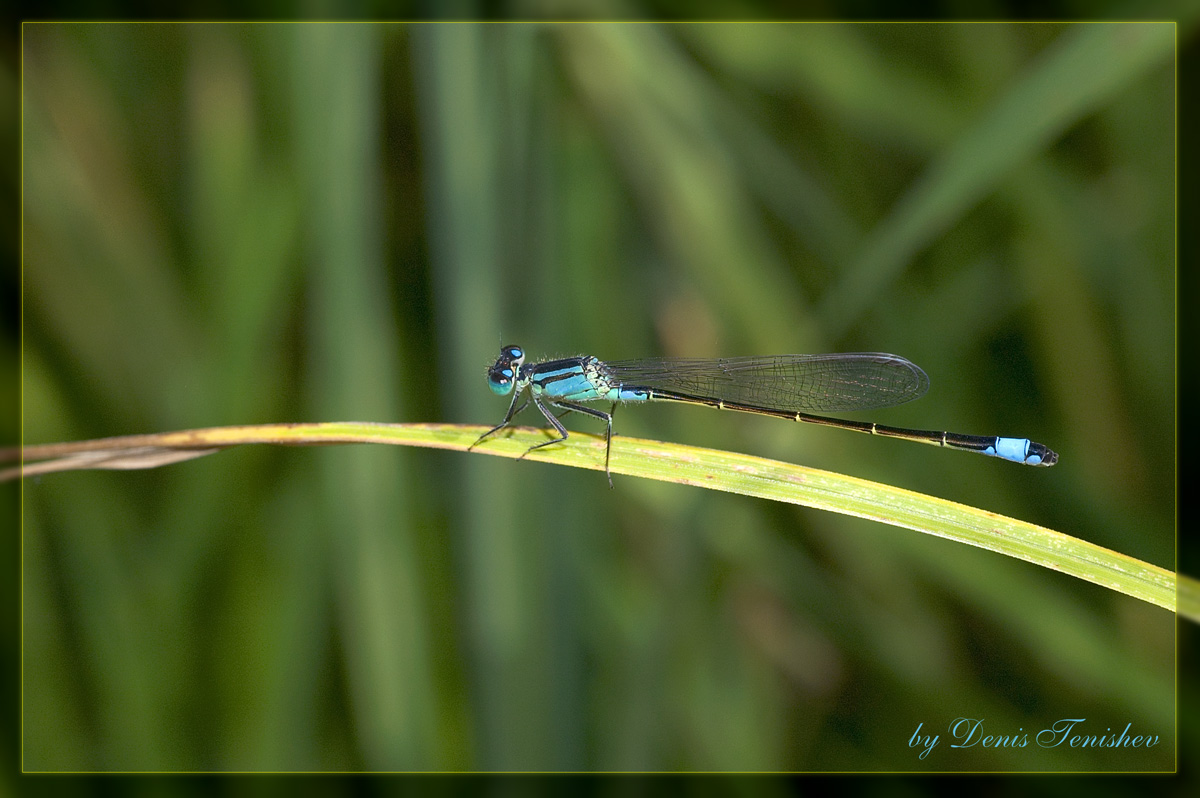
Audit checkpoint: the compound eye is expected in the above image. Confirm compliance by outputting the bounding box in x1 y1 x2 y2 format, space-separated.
487 365 515 395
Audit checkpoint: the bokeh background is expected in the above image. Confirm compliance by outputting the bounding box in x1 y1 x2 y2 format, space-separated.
15 20 1181 773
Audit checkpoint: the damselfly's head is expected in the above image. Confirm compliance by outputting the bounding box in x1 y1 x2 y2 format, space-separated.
486 345 525 396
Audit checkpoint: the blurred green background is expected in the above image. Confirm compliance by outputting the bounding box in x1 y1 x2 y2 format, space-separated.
16 21 1180 772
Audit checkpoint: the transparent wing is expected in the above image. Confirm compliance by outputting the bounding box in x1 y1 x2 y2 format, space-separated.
603 353 930 412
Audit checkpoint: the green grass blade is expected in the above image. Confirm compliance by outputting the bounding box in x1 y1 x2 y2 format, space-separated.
456 425 1176 615
13 421 1177 616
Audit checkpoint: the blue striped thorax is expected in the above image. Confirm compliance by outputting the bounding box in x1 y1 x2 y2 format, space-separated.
526 356 616 403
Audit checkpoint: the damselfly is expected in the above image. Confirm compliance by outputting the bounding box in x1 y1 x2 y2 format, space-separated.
471 345 1057 486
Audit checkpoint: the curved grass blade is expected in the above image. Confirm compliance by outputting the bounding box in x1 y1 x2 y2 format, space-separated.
7 421 1179 620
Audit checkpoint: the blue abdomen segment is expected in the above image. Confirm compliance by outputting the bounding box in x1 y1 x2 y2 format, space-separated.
986 437 1038 465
